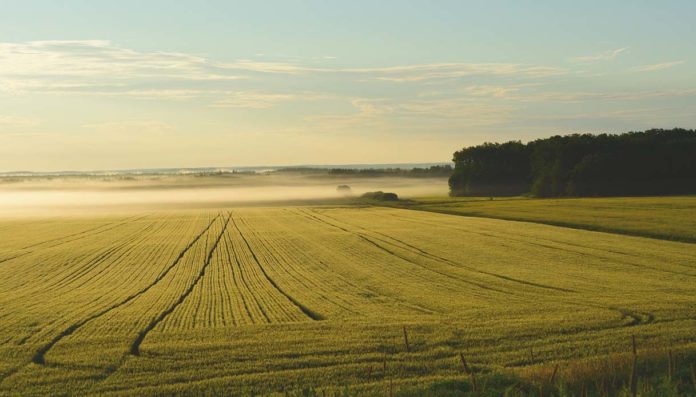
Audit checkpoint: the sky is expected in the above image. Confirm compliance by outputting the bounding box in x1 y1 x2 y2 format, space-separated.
0 0 695 171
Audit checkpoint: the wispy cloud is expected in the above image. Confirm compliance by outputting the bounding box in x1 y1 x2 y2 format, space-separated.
0 115 38 128
0 40 565 92
81 120 174 136
306 96 516 134
0 40 240 80
524 107 678 122
463 84 541 99
219 60 565 81
3 39 691 144
631 60 685 72
212 91 297 109
570 48 628 63
344 64 565 82
517 88 696 103
219 60 310 74
0 40 568 112
0 40 245 98
212 91 334 109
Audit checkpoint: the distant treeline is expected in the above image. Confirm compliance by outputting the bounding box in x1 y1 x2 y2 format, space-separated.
449 128 696 197
276 165 453 178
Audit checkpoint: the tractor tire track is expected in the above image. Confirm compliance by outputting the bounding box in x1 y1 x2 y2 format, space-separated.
129 213 230 355
45 221 160 292
30 213 221 365
299 209 512 296
223 230 271 323
229 217 324 321
21 214 149 251
316 210 575 293
236 216 359 317
1 217 156 295
0 215 149 266
388 212 696 278
343 210 659 326
277 208 439 315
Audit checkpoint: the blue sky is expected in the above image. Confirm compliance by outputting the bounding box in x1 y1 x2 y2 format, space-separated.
1 0 695 171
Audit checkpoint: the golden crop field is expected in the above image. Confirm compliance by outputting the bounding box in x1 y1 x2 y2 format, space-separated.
394 196 696 242
0 206 695 395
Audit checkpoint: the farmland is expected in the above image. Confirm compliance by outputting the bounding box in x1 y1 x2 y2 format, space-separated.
392 195 696 243
0 205 695 395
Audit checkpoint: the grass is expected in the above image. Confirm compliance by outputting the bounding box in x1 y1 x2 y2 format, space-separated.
0 204 694 395
385 195 696 243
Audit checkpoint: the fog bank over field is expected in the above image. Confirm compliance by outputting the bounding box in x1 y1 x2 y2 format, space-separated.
0 173 448 217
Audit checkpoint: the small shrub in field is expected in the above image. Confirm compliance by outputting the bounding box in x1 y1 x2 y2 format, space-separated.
361 191 399 201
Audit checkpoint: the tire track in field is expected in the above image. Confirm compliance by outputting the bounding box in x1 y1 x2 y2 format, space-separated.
63 219 172 293
362 210 662 326
298 209 511 296
10 217 164 309
387 211 696 278
315 210 575 293
129 213 230 355
43 221 160 293
222 230 271 323
29 213 222 365
21 214 148 251
229 217 324 321
277 209 438 316
276 208 440 315
1 219 162 324
2 223 162 345
236 216 359 317
0 214 148 266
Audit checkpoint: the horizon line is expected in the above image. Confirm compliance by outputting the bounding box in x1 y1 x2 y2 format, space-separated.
0 161 453 176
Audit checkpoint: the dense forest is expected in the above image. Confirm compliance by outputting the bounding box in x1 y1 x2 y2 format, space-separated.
449 128 696 197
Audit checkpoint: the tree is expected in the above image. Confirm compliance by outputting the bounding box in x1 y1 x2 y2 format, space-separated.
449 128 696 197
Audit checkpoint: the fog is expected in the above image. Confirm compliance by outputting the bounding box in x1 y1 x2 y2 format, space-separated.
0 174 448 217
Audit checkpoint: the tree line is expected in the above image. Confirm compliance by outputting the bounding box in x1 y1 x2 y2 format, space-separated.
449 128 696 197
276 165 453 178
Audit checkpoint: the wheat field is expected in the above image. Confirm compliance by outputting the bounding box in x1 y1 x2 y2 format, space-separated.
0 206 694 395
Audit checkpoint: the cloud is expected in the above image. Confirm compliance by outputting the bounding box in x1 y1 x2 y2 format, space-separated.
78 88 215 100
81 120 174 136
0 40 246 97
219 60 311 74
211 91 334 109
305 96 516 134
212 91 297 109
343 64 565 82
517 88 696 103
570 48 628 63
0 115 38 128
0 40 233 79
217 60 565 81
0 40 567 100
463 84 539 99
524 107 678 122
631 60 685 72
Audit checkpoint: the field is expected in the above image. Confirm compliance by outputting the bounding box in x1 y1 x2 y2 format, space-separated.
393 195 696 242
0 204 695 395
